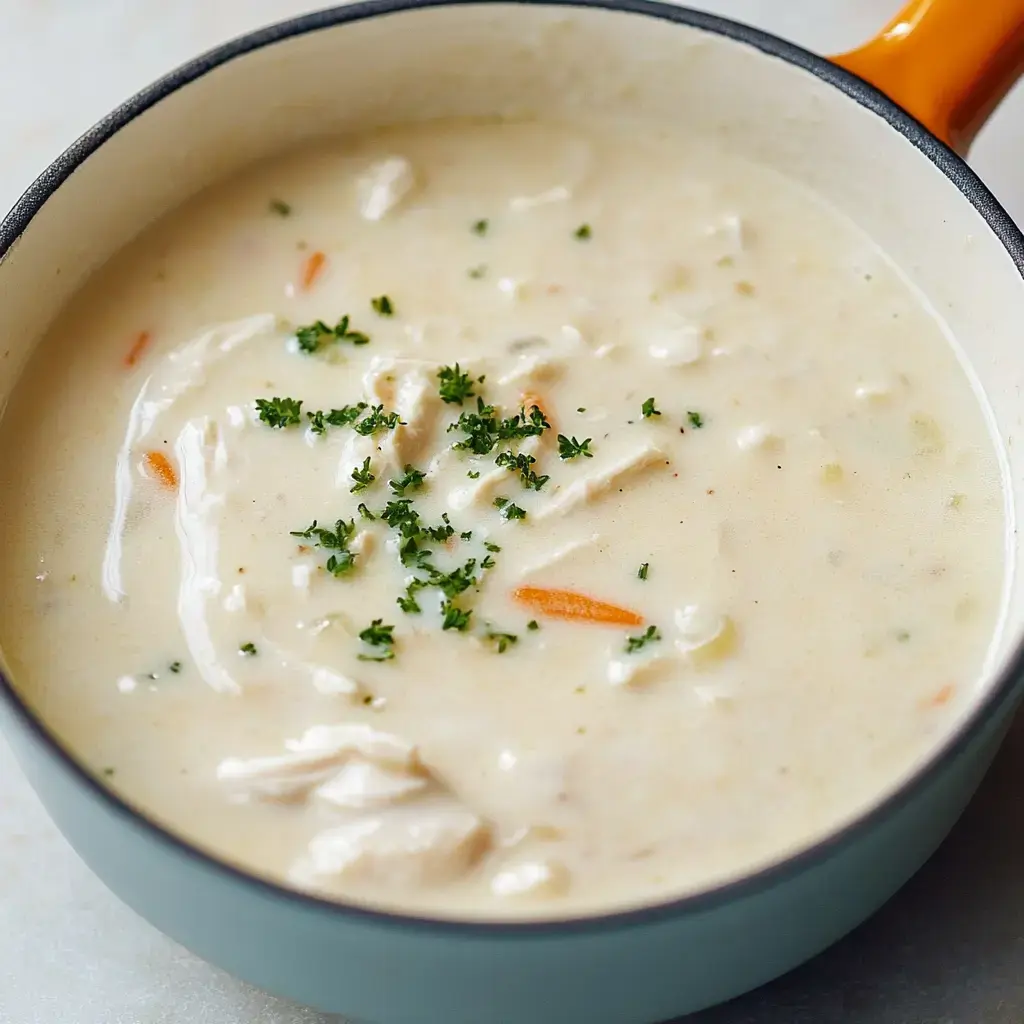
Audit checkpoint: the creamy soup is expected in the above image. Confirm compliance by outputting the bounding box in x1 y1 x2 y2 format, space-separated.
0 118 1007 919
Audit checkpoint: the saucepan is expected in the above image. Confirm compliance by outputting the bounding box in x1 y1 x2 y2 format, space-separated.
1 1 1024 1020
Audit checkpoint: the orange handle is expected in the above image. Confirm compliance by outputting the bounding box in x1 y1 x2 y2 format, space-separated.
832 0 1024 155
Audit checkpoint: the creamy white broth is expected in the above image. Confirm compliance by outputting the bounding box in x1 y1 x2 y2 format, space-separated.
0 118 1007 918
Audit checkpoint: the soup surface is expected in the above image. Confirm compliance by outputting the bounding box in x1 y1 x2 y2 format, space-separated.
0 118 1007 918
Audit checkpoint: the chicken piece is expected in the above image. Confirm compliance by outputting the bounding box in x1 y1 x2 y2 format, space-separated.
497 352 566 388
361 357 441 467
674 605 737 664
535 445 665 521
292 797 491 888
647 323 705 367
606 653 675 688
357 156 416 221
314 759 429 810
491 858 570 898
217 723 422 802
509 185 571 210
447 435 541 511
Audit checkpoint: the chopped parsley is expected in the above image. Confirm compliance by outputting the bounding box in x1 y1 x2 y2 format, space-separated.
397 579 427 614
527 619 540 631
460 530 473 540
483 630 518 653
449 398 550 455
437 363 477 405
441 601 473 632
494 496 527 521
239 642 258 657
268 198 292 216
472 219 489 236
350 457 375 494
371 295 394 317
357 502 376 521
495 450 549 490
467 470 481 479
637 562 649 581
468 264 487 279
480 554 496 570
625 625 661 654
353 405 403 436
687 410 705 429
557 434 593 460
425 514 455 543
574 224 592 241
290 518 357 577
168 661 183 674
641 397 662 419
358 619 396 661
484 541 501 553
389 464 426 497
294 315 370 354
306 403 368 434
256 396 303 428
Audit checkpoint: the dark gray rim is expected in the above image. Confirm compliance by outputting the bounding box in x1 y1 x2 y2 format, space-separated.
2 0 1023 937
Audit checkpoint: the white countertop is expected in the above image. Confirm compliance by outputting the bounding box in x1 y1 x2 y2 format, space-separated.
3 3 1024 1022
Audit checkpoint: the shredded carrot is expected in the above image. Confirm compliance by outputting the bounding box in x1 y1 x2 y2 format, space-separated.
512 586 643 627
520 391 555 431
144 450 178 490
123 330 151 368
922 683 955 709
301 250 327 290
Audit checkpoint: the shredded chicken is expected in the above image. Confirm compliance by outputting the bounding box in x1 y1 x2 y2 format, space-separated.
292 798 491 888
535 444 665 520
357 156 416 221
361 357 441 467
491 858 569 898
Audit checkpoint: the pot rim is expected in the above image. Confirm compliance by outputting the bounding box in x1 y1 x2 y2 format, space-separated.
2 0 1024 937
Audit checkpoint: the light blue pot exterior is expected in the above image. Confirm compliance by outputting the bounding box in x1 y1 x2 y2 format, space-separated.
1 680 1017 1023
3 3 1024 1022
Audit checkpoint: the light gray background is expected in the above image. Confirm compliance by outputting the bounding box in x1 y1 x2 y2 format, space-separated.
2 2 1022 1022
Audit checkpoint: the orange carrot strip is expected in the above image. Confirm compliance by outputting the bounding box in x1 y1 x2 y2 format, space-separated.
922 683 955 709
301 250 326 290
520 391 555 432
144 451 178 490
123 330 151 368
512 586 643 627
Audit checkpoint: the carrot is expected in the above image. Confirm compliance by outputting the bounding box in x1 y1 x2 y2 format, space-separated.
123 330 151 368
143 450 178 490
520 391 555 432
301 250 326 290
512 586 643 627
921 683 955 709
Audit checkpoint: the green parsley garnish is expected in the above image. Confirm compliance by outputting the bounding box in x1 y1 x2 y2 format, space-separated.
437 363 477 405
483 630 518 653
389 464 426 497
269 198 291 216
358 619 396 661
350 457 375 494
625 625 661 654
239 642 258 657
442 601 473 632
641 397 661 419
256 396 303 428
397 579 428 615
354 405 403 436
495 450 549 490
527 619 539 631
449 398 550 455
168 661 182 674
467 470 481 479
290 518 357 577
574 224 592 241
557 434 594 460
484 541 501 553
637 562 649 581
102 766 116 777
494 496 527 520
371 295 394 317
294 315 370 354
306 403 368 434
425 514 454 543
687 410 705 429
468 264 487 279
460 530 473 540
357 502 376 521
472 219 489 236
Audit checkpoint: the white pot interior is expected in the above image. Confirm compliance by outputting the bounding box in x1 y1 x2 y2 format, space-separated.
1 0 1023 791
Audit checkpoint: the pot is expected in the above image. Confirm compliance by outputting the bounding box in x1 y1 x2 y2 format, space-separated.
1 1 1024 1021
